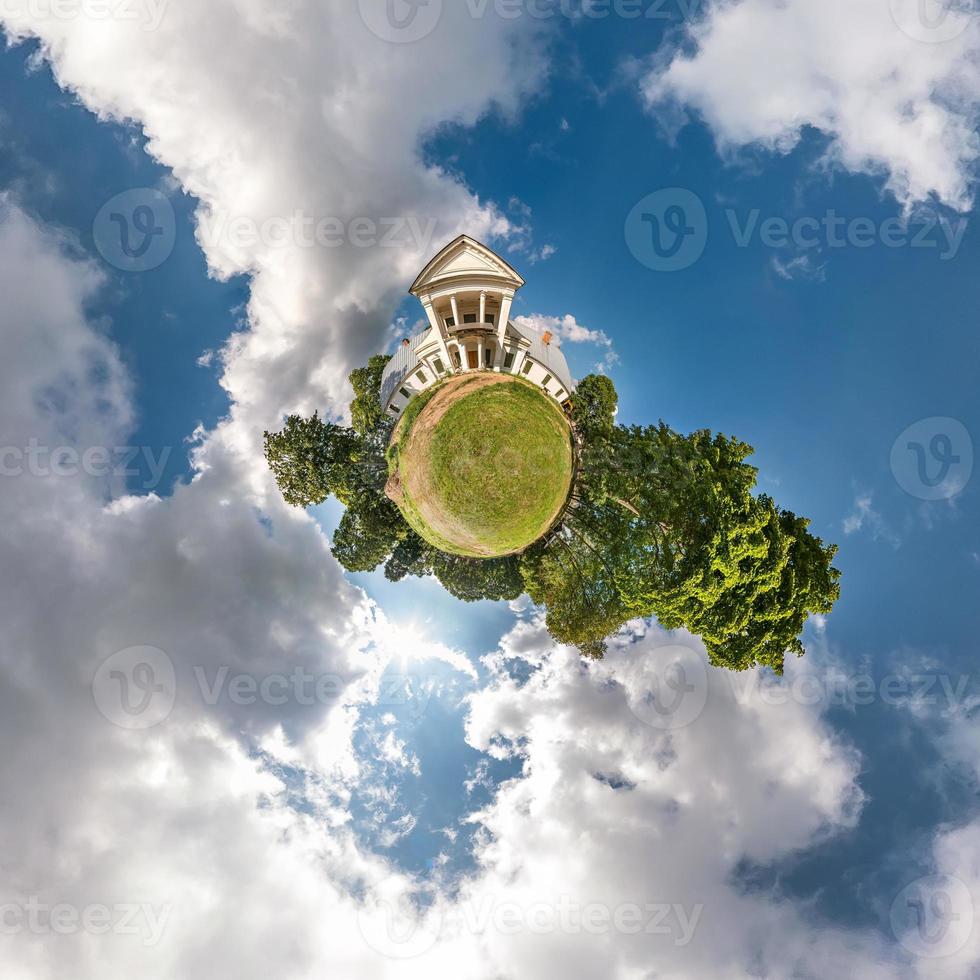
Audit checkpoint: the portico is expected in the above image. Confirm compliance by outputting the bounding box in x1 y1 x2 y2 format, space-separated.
380 235 575 417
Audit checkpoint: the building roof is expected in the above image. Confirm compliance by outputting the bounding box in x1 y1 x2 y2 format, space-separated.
380 321 576 410
409 235 525 297
379 330 429 409
509 321 575 394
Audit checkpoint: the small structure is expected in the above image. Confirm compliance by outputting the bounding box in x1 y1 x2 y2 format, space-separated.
380 236 575 416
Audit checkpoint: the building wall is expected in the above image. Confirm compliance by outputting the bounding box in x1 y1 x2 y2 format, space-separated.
385 351 571 419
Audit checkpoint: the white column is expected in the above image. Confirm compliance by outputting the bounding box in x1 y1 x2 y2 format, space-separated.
495 290 514 372
512 349 529 377
479 290 487 324
421 297 452 370
497 290 514 347
450 294 461 329
457 340 468 371
477 338 484 370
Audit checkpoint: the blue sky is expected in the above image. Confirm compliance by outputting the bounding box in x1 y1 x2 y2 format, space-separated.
2 3 980 977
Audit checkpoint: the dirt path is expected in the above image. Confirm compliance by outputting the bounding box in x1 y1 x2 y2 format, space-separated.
390 373 568 557
397 374 519 555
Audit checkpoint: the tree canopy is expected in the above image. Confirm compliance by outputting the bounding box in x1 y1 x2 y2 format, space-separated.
265 367 840 673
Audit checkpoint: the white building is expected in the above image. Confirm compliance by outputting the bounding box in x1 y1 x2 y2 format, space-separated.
380 236 575 417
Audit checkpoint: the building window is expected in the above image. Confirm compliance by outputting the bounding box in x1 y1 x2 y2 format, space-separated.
452 350 461 369
416 369 428 384
521 360 533 375
433 357 445 374
542 374 552 387
486 313 495 325
484 348 493 367
399 387 411 399
503 351 515 369
445 317 455 328
463 313 478 324
389 405 400 415
554 389 564 400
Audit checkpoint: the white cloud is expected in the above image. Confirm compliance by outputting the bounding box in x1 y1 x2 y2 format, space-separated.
643 0 980 211
451 616 915 978
5 6 980 978
1 0 549 463
771 251 827 282
513 313 619 372
844 491 901 547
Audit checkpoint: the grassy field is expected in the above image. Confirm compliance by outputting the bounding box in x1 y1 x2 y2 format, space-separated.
388 374 574 558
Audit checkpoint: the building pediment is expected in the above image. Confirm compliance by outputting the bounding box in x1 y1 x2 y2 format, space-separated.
410 235 525 297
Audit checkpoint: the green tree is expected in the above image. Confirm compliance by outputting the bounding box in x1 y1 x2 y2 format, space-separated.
521 523 636 659
263 413 363 508
332 491 407 573
565 422 840 672
385 532 524 602
384 530 432 582
431 552 524 603
571 373 618 442
349 353 393 438
267 365 840 675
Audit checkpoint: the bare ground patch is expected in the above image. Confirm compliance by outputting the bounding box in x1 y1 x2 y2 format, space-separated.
389 374 571 558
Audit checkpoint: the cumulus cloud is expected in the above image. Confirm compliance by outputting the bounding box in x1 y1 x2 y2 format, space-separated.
1 0 549 460
450 615 914 978
5 5 980 978
643 0 980 211
513 313 619 373
844 491 901 547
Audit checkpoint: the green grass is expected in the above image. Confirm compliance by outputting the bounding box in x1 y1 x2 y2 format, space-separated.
392 376 574 558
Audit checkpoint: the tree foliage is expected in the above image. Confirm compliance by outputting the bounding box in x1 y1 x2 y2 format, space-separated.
349 353 392 438
535 415 840 672
265 365 841 674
